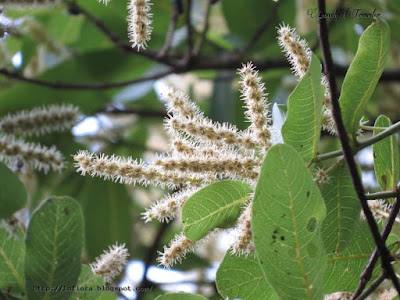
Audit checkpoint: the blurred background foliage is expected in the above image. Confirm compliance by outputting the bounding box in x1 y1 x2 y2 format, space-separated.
0 0 399 299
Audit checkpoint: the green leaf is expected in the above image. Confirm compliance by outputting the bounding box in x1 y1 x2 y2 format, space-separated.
0 229 25 293
252 143 326 300
0 163 27 219
282 54 324 162
25 196 84 300
373 115 400 191
77 177 132 260
216 250 278 300
182 181 252 241
339 18 391 135
72 265 104 300
321 161 361 254
324 221 375 293
154 292 207 300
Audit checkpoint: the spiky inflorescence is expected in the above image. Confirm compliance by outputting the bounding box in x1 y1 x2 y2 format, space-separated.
74 63 276 267
90 243 129 283
364 199 398 224
0 135 63 173
98 0 111 5
157 233 196 268
127 0 152 51
0 104 80 136
277 24 336 135
231 201 254 255
238 62 272 149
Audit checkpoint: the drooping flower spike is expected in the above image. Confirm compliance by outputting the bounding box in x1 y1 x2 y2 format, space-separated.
127 0 153 51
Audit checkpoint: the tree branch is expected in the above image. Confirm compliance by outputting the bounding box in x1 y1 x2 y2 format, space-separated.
193 0 212 56
352 185 400 299
182 0 193 65
317 0 400 294
355 274 386 300
158 0 181 58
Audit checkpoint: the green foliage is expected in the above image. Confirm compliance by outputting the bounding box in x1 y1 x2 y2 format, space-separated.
77 178 132 260
0 163 27 219
320 162 361 254
216 250 278 300
281 54 324 161
24 196 84 300
324 222 375 293
154 293 208 300
0 228 25 294
72 265 104 300
373 115 400 191
339 18 391 136
252 143 326 300
182 180 251 241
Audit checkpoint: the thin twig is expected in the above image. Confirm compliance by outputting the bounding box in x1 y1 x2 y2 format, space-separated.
352 187 400 299
366 190 399 200
236 1 280 59
136 222 170 300
193 0 212 56
314 120 400 162
317 0 400 294
182 0 193 65
0 68 174 90
355 274 386 300
158 1 181 58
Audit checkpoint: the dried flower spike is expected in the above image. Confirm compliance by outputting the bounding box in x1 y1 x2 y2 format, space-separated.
231 201 254 256
127 0 152 51
0 135 63 173
0 104 80 136
90 243 129 283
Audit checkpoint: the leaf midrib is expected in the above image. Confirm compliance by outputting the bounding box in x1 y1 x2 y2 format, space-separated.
0 247 24 291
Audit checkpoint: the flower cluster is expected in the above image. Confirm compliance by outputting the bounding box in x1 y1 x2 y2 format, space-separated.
90 243 130 283
277 24 336 134
0 104 79 173
74 62 274 267
127 0 153 51
0 104 79 136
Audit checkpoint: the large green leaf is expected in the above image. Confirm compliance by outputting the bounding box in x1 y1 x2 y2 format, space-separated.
0 163 27 219
373 115 400 191
77 177 132 260
216 250 278 300
339 18 391 135
25 196 84 300
321 162 361 254
72 265 104 300
281 54 324 161
182 181 252 241
252 143 326 300
154 293 207 300
0 229 25 293
324 221 375 293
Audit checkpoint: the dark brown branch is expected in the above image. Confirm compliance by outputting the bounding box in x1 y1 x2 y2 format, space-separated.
236 1 280 59
0 68 174 90
193 0 212 56
157 1 181 58
317 0 400 295
182 0 193 65
352 188 400 299
136 222 170 300
355 274 386 300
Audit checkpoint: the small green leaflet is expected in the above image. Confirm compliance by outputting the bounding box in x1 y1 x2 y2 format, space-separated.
373 115 400 192
339 18 391 136
252 143 326 300
25 196 84 300
182 181 252 241
282 53 324 162
0 228 25 293
216 250 278 300
321 161 361 254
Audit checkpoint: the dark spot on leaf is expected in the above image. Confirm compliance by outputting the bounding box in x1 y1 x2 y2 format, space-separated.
306 217 317 232
307 243 318 258
259 260 263 264
274 250 278 254
307 191 310 197
286 272 291 276
272 235 276 240
281 213 286 218
300 145 304 148
64 208 69 215
273 229 279 234
280 236 285 241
